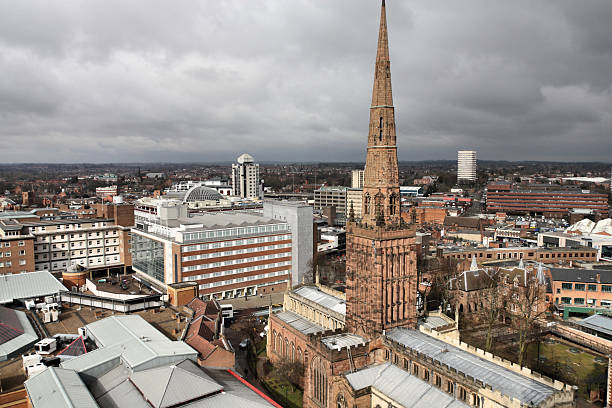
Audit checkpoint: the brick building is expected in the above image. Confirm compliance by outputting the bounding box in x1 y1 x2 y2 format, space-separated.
485 184 608 219
549 268 612 308
438 245 598 265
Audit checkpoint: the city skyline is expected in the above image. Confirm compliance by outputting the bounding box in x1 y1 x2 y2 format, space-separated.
1 0 611 163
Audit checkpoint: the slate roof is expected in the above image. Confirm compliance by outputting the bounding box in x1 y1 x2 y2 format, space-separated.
57 336 87 357
385 328 556 405
0 306 38 361
345 363 470 408
549 268 612 284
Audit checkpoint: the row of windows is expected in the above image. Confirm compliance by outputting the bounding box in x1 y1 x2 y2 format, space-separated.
186 262 291 282
35 246 119 260
557 297 610 306
34 255 121 271
0 250 26 257
182 253 290 273
182 243 290 261
31 223 109 232
1 241 26 247
182 234 291 253
182 224 288 242
197 270 288 289
0 260 27 267
559 283 611 292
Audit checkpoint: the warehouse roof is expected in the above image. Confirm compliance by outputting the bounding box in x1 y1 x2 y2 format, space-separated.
25 367 99 408
386 328 555 405
0 271 67 304
346 363 469 408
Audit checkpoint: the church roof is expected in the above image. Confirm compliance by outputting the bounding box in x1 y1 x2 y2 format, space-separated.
346 363 470 408
292 286 345 315
385 328 556 405
274 311 325 335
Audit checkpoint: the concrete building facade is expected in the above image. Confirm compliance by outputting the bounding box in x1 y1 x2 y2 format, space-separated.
231 153 261 199
263 200 314 287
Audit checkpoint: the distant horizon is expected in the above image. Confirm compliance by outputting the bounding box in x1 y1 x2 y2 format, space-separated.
1 159 611 166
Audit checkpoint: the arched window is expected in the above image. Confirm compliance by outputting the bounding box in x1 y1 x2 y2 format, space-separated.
364 194 371 216
389 194 397 216
297 347 302 363
285 339 289 359
291 342 295 362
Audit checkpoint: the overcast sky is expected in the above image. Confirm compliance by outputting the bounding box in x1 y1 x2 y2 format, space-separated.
0 1 611 163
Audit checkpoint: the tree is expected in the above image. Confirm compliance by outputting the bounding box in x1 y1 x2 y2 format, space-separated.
426 257 458 314
273 358 304 391
475 269 509 352
507 272 547 367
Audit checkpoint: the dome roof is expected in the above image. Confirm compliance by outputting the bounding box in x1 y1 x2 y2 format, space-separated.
237 153 254 164
183 186 223 202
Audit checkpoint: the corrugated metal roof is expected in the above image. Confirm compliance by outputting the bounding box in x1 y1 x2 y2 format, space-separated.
577 314 612 336
130 361 223 408
86 315 169 347
293 286 346 315
0 271 67 304
386 328 555 405
274 310 325 335
25 367 99 408
321 333 367 350
346 363 469 408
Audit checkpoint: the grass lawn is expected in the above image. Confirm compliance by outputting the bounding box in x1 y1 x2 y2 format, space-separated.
264 375 303 408
525 339 606 399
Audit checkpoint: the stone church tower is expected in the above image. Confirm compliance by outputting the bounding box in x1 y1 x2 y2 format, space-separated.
345 0 418 338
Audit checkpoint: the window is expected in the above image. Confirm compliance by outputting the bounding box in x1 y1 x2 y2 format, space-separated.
574 298 585 305
18 241 25 246
603 285 612 293
435 375 442 387
561 297 572 304
575 284 585 291
556 288 560 294
19 260 26 265
19 250 25 256
588 284 597 292
561 283 572 290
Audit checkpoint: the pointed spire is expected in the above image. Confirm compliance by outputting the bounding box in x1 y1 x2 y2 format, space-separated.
537 262 546 285
361 0 400 226
470 256 478 271
372 0 393 108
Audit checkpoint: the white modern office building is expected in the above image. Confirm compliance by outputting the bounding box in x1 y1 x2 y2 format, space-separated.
231 153 262 200
457 150 477 182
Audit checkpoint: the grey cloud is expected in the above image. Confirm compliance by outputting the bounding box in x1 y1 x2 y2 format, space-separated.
0 0 610 163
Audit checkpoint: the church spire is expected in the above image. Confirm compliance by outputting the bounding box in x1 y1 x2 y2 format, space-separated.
362 0 400 226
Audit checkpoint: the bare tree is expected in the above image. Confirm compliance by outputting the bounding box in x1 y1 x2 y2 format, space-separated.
508 273 547 367
273 358 304 391
427 257 459 314
475 269 509 352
